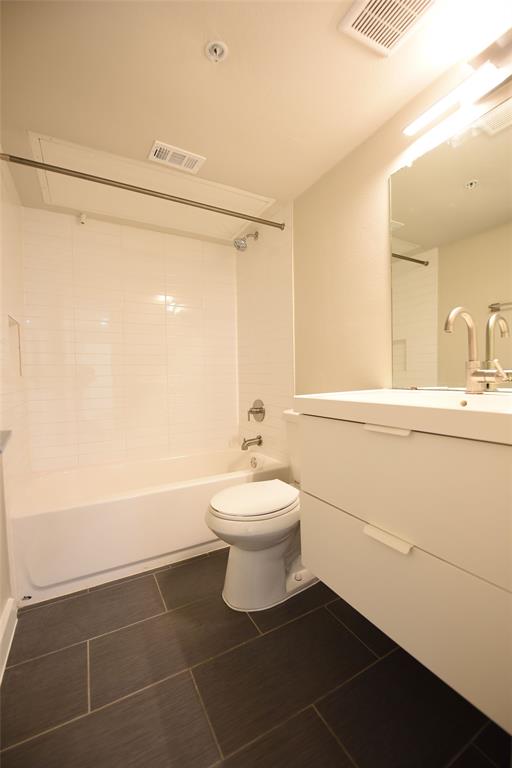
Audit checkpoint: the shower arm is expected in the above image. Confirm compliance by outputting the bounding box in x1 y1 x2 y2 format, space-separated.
0 152 286 232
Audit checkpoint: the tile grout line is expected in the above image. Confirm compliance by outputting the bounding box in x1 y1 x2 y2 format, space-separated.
86 640 91 713
190 668 224 761
7 588 223 670
152 572 168 612
6 610 168 669
3 588 398 757
0 668 190 754
443 720 496 768
471 742 500 768
1 643 395 755
219 703 313 763
190 597 375 674
324 603 381 659
245 611 263 635
11 565 325 669
15 551 223 615
17 572 165 614
313 646 399 710
3 603 352 754
313 704 361 768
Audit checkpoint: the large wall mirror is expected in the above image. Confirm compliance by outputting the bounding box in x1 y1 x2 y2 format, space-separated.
390 95 512 390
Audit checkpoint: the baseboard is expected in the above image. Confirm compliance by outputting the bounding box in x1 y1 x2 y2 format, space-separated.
0 597 17 683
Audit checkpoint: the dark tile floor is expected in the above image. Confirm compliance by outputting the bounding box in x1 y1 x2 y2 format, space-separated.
1 547 510 768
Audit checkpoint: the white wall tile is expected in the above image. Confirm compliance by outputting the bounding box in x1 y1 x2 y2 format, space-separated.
236 204 294 461
20 210 239 469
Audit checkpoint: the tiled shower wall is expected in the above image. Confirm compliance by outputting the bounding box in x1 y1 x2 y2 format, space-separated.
391 248 438 389
0 163 27 475
21 209 238 471
236 204 294 460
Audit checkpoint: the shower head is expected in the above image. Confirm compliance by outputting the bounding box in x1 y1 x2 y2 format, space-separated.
233 231 259 251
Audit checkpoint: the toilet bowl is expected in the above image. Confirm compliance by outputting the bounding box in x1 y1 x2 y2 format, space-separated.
206 478 316 611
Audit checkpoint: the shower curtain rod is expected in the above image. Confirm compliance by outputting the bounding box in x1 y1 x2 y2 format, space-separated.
392 252 429 267
0 152 286 231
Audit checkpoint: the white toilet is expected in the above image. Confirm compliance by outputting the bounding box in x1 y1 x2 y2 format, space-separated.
205 409 316 611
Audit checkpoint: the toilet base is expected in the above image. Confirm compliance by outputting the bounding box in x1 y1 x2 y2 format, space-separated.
221 540 318 612
222 571 318 612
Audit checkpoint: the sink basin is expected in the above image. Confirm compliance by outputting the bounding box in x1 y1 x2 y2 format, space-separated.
294 389 512 444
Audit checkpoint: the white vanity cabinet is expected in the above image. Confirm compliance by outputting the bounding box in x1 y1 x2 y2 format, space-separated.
298 411 512 734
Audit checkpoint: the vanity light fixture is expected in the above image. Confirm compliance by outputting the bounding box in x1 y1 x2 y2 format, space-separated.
402 28 512 165
403 60 507 137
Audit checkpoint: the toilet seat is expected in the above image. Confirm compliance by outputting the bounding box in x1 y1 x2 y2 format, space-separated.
209 479 300 522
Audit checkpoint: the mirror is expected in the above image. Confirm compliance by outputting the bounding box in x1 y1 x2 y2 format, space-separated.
390 96 512 389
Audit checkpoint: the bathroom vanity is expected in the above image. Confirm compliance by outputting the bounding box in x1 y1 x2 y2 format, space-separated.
294 389 512 733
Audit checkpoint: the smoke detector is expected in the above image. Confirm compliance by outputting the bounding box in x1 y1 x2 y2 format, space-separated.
205 40 229 63
339 0 437 56
148 141 206 174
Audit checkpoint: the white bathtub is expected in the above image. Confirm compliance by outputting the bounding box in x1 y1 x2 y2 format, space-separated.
8 451 288 605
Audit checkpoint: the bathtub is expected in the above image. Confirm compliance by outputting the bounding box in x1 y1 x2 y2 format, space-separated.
7 451 289 606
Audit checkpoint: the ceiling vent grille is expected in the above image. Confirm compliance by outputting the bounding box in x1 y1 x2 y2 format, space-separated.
148 141 206 174
478 99 512 136
339 0 437 56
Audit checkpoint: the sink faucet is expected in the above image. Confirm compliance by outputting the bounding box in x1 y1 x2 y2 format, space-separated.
241 435 262 451
485 312 511 390
443 306 507 394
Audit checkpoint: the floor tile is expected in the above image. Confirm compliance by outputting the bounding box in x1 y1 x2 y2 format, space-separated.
1 672 219 768
89 566 170 592
1 644 87 749
90 595 258 708
17 589 90 614
317 649 486 768
249 582 337 633
474 721 512 768
193 607 374 755
8 576 164 664
450 746 495 767
221 707 351 767
156 549 228 609
327 597 396 657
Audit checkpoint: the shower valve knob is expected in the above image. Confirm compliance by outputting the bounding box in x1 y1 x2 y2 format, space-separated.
247 399 265 422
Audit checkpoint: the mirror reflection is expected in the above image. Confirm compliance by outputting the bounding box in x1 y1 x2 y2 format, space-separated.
390 96 512 390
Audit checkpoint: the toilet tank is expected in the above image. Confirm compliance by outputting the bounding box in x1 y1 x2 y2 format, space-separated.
283 409 301 484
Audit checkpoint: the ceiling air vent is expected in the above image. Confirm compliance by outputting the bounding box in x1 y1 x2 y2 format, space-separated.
148 141 206 174
339 0 437 57
478 99 512 136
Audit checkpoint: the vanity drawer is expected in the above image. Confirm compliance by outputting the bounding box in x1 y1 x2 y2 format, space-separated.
301 492 512 733
300 415 512 591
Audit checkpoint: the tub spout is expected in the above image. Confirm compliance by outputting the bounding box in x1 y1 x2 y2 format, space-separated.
241 435 262 451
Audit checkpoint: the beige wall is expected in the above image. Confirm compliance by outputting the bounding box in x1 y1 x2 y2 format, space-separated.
438 221 512 387
293 67 469 394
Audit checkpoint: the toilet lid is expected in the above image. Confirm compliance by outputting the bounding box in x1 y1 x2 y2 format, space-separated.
210 479 299 519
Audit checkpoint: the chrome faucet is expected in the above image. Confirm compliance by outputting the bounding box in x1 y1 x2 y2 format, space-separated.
443 306 507 394
484 312 512 390
241 435 262 451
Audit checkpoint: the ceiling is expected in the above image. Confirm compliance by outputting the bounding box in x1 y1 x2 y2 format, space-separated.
29 132 276 241
391 101 512 250
2 0 512 213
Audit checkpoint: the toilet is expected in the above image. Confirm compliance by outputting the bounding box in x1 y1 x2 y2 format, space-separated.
206 409 317 611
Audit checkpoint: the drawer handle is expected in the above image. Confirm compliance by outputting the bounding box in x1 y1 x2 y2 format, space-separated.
363 423 411 437
363 524 413 555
